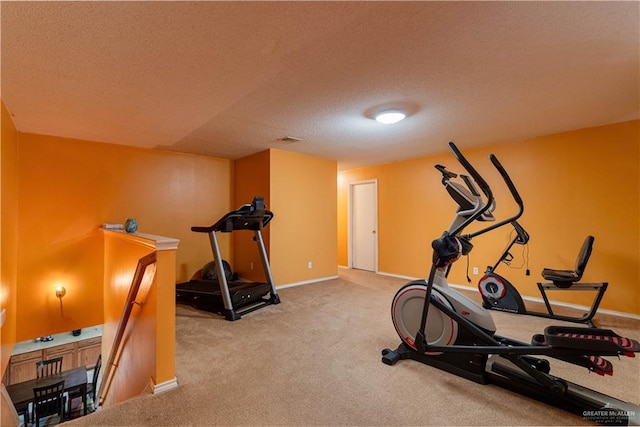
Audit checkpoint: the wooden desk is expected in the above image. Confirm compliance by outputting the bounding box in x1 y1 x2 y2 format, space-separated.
6 365 88 422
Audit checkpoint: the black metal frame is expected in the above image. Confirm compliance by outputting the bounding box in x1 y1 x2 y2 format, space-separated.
536 281 608 327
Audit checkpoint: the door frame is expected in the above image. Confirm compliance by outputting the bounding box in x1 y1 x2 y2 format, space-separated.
348 179 378 272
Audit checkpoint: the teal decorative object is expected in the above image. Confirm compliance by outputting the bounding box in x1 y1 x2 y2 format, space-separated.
125 218 138 233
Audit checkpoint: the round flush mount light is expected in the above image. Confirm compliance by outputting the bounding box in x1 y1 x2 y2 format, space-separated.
375 110 406 124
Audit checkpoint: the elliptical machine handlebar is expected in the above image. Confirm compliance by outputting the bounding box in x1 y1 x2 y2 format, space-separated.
444 142 526 243
447 142 495 237
464 154 525 239
490 155 523 207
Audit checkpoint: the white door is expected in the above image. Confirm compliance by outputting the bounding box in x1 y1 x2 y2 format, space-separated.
351 181 377 271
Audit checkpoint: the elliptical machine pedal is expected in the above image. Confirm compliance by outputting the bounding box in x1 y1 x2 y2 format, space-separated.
531 334 614 376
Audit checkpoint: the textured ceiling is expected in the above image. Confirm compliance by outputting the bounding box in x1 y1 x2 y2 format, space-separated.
2 1 638 170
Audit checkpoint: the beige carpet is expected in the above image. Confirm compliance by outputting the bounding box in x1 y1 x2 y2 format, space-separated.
63 269 640 426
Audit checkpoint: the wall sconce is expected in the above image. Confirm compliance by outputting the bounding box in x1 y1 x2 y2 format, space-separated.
55 286 66 299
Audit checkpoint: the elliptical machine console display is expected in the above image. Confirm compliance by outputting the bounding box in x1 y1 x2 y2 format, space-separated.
381 142 640 425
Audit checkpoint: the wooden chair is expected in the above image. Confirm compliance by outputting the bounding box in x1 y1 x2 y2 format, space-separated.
32 380 65 426
35 357 63 378
88 353 102 403
67 354 101 418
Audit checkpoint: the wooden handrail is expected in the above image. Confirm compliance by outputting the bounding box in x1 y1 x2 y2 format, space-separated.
96 251 157 406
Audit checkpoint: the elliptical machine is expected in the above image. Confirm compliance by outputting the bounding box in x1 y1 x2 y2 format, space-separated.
382 142 640 425
478 224 608 327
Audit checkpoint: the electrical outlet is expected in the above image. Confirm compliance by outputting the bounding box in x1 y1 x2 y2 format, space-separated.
250 262 254 270
473 267 479 275
308 261 313 269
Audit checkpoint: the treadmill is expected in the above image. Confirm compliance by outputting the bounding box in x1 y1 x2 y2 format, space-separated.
176 197 281 320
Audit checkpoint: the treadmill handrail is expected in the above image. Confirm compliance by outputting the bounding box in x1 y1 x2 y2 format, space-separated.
191 198 274 233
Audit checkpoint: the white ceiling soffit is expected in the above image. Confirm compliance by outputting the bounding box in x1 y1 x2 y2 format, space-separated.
2 1 638 170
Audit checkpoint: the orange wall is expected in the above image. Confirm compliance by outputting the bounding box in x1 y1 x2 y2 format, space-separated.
16 133 231 341
12 131 335 344
1 101 19 387
270 149 338 285
233 149 338 286
233 150 271 282
338 120 640 315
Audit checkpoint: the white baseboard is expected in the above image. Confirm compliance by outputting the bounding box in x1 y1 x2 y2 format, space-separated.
278 276 340 289
373 270 640 321
376 270 420 281
152 377 179 394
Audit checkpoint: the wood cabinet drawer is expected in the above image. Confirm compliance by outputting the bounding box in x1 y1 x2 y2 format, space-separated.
10 350 42 363
78 337 101 348
45 343 76 356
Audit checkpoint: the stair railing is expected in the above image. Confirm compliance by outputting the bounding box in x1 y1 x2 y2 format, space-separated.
96 251 157 406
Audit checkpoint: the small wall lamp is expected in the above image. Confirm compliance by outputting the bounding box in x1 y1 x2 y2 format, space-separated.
55 286 66 299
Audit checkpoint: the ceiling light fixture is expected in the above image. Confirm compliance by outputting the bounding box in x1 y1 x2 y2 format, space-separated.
375 110 406 124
